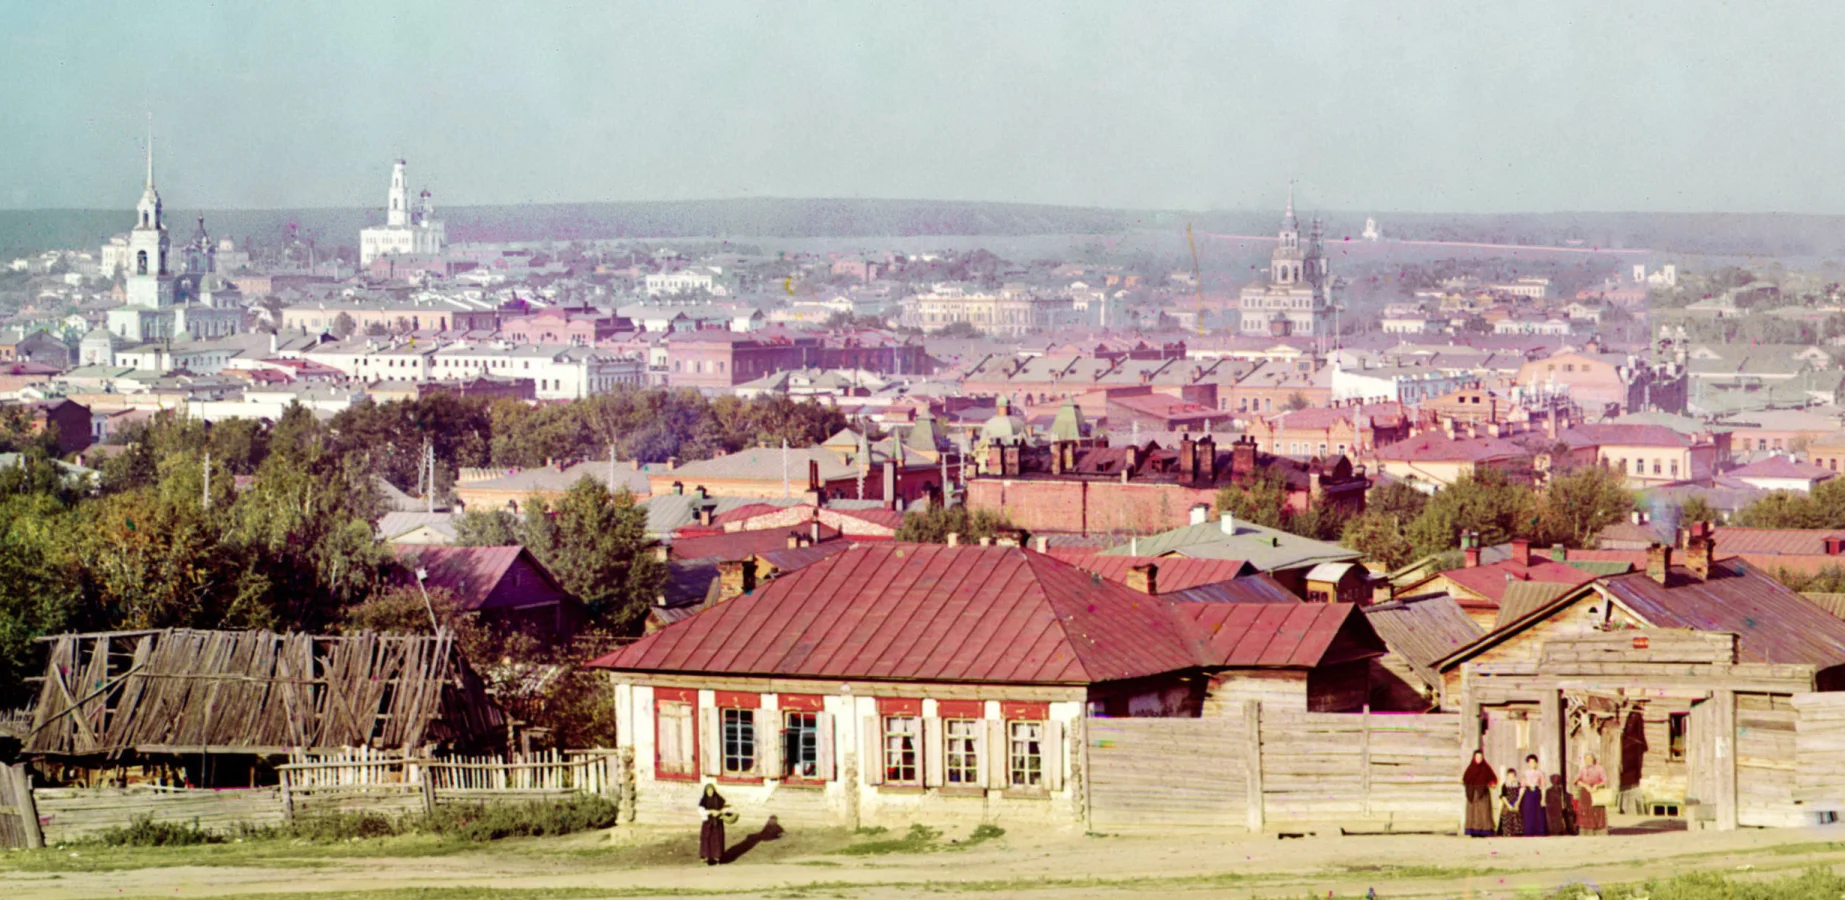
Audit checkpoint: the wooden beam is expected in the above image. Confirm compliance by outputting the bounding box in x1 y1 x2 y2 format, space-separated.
1714 689 1738 831
1244 699 1263 833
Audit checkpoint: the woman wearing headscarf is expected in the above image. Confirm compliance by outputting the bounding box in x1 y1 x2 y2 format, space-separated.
1462 751 1498 837
1545 773 1577 836
1519 755 1549 837
698 783 727 865
1498 766 1524 836
1574 752 1609 836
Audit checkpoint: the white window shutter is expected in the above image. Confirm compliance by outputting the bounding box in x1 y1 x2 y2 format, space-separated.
1043 719 1064 791
862 715 884 785
971 718 988 787
986 718 1009 790
754 708 777 778
816 711 835 781
923 717 945 787
699 706 720 777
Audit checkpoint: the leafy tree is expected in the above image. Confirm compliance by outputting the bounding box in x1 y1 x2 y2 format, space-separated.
518 481 663 630
1406 468 1536 558
1341 511 1417 571
1536 465 1636 548
1283 392 1312 412
894 505 1017 543
454 508 522 546
932 321 985 339
331 312 357 338
1369 481 1430 522
1213 468 1290 530
0 493 81 705
1677 494 1721 525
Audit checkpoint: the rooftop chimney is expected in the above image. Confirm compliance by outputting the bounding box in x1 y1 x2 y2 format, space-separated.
1511 537 1531 568
1126 562 1158 595
1190 504 1209 526
1220 512 1236 535
1646 543 1672 585
946 532 960 547
1686 521 1715 579
715 559 757 602
1550 543 1567 563
1033 534 1049 553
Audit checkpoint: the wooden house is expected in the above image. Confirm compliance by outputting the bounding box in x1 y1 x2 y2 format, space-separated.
393 545 587 643
588 543 1385 830
23 629 503 785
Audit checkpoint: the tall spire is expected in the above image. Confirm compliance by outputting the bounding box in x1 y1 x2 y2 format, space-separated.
1282 179 1298 231
145 116 155 189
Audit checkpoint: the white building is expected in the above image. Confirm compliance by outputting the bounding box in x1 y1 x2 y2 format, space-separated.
1331 363 1471 405
103 138 245 344
186 385 369 423
1362 217 1381 242
1238 186 1334 338
429 344 643 399
359 160 447 265
643 267 726 297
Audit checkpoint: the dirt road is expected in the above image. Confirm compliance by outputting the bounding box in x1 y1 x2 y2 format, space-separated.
9 819 1845 899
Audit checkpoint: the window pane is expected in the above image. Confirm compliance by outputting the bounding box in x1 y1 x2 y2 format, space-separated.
722 708 755 774
1009 721 1044 787
945 719 980 785
884 716 919 783
784 711 818 778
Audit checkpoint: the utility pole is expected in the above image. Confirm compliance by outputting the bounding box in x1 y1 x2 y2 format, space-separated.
414 567 440 633
202 450 211 510
424 438 436 514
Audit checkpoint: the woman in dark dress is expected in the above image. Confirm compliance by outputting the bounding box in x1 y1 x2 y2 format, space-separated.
1463 751 1498 837
698 784 727 865
1545 773 1577 836
1519 755 1549 837
1498 767 1524 836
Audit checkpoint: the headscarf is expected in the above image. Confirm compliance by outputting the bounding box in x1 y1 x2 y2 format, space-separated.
1463 751 1497 788
699 783 726 811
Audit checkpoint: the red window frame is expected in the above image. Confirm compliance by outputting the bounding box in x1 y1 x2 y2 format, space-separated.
1001 701 1049 721
936 699 983 719
654 687 698 782
877 696 923 716
715 691 761 783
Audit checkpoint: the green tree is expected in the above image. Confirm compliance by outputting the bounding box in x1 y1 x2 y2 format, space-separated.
519 481 663 630
1341 511 1417 571
1283 391 1312 412
1678 494 1721 526
1369 481 1430 522
1536 465 1636 548
1213 468 1290 530
0 493 82 705
894 505 1016 543
453 508 522 546
1406 468 1536 558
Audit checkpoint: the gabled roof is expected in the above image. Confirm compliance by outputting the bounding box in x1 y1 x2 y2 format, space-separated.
1045 552 1254 593
1373 433 1531 464
1558 424 1697 449
1364 593 1484 680
1598 560 1845 668
1494 580 1576 629
1727 457 1835 481
1438 558 1597 608
393 545 563 611
1181 602 1383 669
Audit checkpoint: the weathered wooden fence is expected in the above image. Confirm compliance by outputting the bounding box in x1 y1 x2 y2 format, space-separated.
1794 692 1845 825
5 749 619 847
1258 708 1463 831
1086 713 1250 831
1736 694 1801 828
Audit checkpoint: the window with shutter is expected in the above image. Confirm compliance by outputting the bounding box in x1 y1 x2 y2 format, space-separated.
721 708 756 775
1009 720 1044 787
883 716 921 784
944 719 981 786
655 700 697 779
783 711 820 779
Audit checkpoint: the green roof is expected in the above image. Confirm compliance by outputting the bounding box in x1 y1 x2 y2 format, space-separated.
1100 519 1360 573
1565 559 1634 576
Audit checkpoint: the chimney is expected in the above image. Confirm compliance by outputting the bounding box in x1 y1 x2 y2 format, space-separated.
1033 534 1049 553
1550 543 1567 563
1178 434 1197 482
1197 435 1217 483
1126 562 1158 595
1511 537 1531 568
882 460 897 506
1646 543 1672 585
808 459 821 493
1686 521 1715 579
1308 471 1324 501
1220 512 1236 535
1003 445 1021 477
1123 445 1139 472
978 536 993 547
1189 504 1209 526
1232 437 1257 478
715 559 757 602
694 485 707 502
665 456 678 471
787 533 800 549
810 520 822 544
672 480 684 496
651 545 669 563
1371 580 1395 605
695 505 713 527
1050 440 1066 475
947 532 960 547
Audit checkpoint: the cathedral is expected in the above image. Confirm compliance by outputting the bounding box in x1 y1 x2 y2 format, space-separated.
103 137 244 345
1237 186 1334 338
359 159 446 265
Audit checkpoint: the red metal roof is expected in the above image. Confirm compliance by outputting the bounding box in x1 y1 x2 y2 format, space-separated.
393 545 556 611
1601 559 1845 668
589 545 1380 683
1712 527 1845 557
1440 559 1597 606
669 526 842 561
1046 552 1253 593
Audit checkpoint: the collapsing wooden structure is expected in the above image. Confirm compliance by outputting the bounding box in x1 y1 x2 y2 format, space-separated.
24 629 504 771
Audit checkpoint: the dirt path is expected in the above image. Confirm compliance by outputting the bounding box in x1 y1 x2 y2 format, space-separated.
11 821 1845 900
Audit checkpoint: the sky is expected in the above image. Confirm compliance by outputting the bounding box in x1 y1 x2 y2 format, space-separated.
0 1 1837 214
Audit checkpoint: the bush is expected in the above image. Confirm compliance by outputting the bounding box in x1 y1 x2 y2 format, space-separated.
91 815 224 847
420 794 620 842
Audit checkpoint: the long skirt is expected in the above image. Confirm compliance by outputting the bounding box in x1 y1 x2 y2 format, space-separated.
1499 794 1523 836
1520 787 1549 837
700 817 725 863
1577 788 1608 833
1464 785 1496 836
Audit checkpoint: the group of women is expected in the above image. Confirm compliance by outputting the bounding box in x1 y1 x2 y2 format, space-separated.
1463 750 1608 837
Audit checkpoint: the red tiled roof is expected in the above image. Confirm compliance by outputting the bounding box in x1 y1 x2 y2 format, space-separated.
1558 424 1695 449
1374 434 1530 464
589 545 1382 683
1046 552 1253 593
1440 559 1597 607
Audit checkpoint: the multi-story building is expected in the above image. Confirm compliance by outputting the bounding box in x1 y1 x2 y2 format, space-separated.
899 285 1065 338
103 139 246 343
663 331 814 389
428 344 643 399
1238 187 1333 337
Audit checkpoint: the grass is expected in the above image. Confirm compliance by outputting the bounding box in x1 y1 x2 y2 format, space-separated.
833 823 1003 856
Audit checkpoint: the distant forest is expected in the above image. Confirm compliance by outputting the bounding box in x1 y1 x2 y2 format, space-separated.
4 198 1844 261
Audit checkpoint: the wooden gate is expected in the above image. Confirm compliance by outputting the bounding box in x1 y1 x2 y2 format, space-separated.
1260 708 1462 831
0 763 43 849
1085 716 1250 831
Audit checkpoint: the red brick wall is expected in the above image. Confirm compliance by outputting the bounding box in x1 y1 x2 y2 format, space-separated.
965 479 1220 534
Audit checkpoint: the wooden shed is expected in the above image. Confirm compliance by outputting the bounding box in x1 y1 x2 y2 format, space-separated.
23 629 504 784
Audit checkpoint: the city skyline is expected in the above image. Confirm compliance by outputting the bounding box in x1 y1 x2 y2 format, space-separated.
4 1 1843 215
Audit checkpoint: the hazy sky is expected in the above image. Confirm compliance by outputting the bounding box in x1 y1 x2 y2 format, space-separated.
1 1 1837 214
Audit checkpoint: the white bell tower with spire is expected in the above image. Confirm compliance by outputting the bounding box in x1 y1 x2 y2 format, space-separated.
386 159 409 227
125 127 174 310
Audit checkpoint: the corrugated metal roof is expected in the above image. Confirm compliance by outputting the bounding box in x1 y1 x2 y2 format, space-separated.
1494 580 1575 630
1600 560 1845 668
1441 559 1597 606
1183 603 1380 669
1163 573 1302 606
393 545 558 611
668 526 843 562
1713 527 1845 557
1801 593 1845 619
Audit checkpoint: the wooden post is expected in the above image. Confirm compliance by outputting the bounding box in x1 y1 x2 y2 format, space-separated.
1359 705 1373 819
1243 700 1264 833
420 759 437 815
9 764 42 849
279 766 295 822
1538 690 1562 776
1714 689 1738 831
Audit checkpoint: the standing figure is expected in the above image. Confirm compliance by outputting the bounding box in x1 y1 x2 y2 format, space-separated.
1519 755 1549 837
698 784 727 865
1498 767 1524 836
1574 752 1609 836
1545 774 1577 836
1462 750 1498 837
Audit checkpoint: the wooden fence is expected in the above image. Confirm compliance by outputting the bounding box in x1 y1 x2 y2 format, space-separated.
1794 692 1845 824
0 748 619 848
1086 713 1250 831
